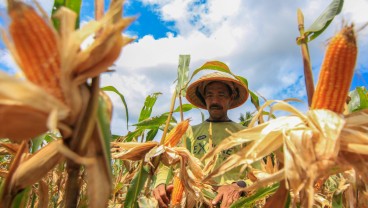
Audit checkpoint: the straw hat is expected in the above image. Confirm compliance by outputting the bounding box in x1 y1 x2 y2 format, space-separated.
185 72 249 109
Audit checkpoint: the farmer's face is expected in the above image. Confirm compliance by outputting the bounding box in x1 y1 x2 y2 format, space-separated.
204 81 233 121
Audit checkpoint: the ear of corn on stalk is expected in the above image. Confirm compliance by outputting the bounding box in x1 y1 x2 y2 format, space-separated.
311 25 357 113
8 2 64 102
162 120 189 206
170 175 185 206
164 119 190 147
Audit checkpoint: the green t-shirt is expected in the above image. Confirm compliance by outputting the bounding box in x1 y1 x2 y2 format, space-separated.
155 120 248 187
189 121 246 185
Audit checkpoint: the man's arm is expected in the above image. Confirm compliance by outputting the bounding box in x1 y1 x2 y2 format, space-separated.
153 183 173 208
153 163 173 208
212 181 246 208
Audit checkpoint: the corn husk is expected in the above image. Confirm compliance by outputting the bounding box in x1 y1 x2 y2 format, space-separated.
10 140 64 192
0 0 133 141
111 141 212 206
85 126 112 208
203 100 368 207
0 0 134 204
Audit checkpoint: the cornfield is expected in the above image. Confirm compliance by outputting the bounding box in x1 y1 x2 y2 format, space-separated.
0 0 368 208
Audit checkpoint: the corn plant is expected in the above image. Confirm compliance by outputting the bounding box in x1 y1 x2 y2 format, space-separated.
202 0 368 208
1 0 367 207
0 0 134 207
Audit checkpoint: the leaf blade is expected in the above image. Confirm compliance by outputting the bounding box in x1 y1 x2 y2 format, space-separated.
305 0 344 41
101 86 130 130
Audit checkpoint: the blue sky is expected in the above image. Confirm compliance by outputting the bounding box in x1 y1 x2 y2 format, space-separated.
1 0 368 136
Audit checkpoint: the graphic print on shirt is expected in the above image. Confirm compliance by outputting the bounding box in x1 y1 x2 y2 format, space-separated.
193 134 234 160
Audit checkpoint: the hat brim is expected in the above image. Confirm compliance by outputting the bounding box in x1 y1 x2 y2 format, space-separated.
185 74 249 109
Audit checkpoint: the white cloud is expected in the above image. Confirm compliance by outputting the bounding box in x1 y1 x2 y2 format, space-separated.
1 0 367 137
106 0 368 136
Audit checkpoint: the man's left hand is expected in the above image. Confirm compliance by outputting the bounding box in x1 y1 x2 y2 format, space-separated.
212 183 243 208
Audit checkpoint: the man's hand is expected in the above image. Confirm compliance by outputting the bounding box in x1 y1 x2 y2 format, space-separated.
153 183 173 208
212 183 243 208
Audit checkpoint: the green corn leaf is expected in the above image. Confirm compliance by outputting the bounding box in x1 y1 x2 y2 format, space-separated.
124 164 150 208
230 183 279 208
285 192 291 208
187 61 232 85
183 60 234 97
133 115 168 128
305 0 344 41
237 75 260 110
97 94 113 169
146 128 159 142
11 187 31 208
173 103 197 112
101 86 130 130
51 0 82 30
250 91 260 110
31 134 45 153
202 188 217 200
348 86 368 112
176 55 191 97
125 128 144 142
332 193 343 208
51 0 64 30
139 93 162 122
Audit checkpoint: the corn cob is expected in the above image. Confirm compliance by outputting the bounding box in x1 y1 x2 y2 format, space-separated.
311 25 357 113
170 175 185 206
164 119 189 147
8 2 64 102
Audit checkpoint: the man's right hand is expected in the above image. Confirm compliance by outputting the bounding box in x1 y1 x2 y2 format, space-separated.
153 183 174 208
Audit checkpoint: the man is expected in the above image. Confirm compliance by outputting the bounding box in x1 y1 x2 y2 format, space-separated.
154 70 250 208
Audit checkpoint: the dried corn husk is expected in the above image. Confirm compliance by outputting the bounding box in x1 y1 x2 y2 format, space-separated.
111 140 213 206
203 100 368 207
0 0 134 205
0 0 134 141
11 140 64 192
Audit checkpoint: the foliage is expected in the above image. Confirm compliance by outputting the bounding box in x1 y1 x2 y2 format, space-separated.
239 112 253 127
0 0 367 207
102 86 130 130
348 86 368 112
304 0 344 42
230 183 279 208
52 0 82 30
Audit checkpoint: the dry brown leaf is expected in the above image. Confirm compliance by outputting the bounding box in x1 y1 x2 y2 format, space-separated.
0 104 49 142
0 142 19 155
112 141 159 161
0 141 28 207
1 0 134 142
37 180 49 208
0 72 69 118
241 169 285 193
202 100 368 207
85 134 111 208
11 140 64 192
307 110 344 160
263 180 288 208
74 17 135 76
203 116 299 181
0 169 8 178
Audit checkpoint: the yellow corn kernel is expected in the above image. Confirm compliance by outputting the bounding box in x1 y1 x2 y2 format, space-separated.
8 2 64 101
164 119 189 147
311 25 358 113
170 175 185 206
